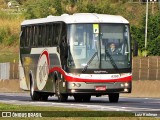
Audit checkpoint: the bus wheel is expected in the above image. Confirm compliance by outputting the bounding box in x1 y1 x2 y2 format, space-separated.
40 95 48 101
55 80 68 102
30 79 40 101
82 95 91 102
108 93 119 103
74 95 83 102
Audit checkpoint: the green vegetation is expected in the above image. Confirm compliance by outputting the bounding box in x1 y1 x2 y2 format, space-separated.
0 102 83 111
132 13 160 56
0 0 160 61
0 45 18 62
0 102 156 120
0 11 21 45
23 0 62 18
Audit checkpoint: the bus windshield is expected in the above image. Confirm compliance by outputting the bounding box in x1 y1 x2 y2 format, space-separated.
67 23 131 70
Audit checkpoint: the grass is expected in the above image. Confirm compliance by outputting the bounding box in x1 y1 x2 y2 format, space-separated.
0 10 21 63
0 102 158 120
0 45 19 63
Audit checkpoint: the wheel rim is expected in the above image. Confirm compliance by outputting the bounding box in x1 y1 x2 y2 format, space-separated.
30 82 34 97
56 80 60 96
55 80 68 102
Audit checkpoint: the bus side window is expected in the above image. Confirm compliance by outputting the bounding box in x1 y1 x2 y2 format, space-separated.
32 26 37 47
38 25 42 46
29 26 33 47
55 23 60 45
34 25 38 47
20 27 25 47
52 24 55 46
45 25 48 46
41 25 46 46
46 24 52 47
25 27 29 47
51 24 54 46
48 24 52 46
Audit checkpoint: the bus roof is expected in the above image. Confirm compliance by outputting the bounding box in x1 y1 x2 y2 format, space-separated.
21 13 129 26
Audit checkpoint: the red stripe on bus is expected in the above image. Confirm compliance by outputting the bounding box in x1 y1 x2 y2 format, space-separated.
65 75 132 83
40 50 50 66
49 67 132 83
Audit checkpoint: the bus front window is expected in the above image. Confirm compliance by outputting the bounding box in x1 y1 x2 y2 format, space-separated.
100 24 131 69
67 24 131 70
67 24 100 69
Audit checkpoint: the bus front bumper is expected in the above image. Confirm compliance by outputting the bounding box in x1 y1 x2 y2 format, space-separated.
66 82 131 95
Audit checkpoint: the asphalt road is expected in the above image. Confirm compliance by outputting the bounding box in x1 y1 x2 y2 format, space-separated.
0 93 160 117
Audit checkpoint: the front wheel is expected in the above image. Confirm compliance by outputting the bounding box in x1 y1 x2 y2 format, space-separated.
55 80 68 102
108 93 119 103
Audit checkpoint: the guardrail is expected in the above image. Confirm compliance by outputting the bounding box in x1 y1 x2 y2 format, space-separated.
0 62 18 80
0 62 10 79
132 56 160 80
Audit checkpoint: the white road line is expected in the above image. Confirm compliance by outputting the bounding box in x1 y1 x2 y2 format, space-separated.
0 94 160 112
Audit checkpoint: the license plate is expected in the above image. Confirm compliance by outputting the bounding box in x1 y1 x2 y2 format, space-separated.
95 86 106 91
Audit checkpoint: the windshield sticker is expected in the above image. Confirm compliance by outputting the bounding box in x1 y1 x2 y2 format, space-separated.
93 24 99 33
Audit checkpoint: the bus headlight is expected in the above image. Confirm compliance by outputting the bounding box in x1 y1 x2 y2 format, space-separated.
71 89 75 93
121 84 124 87
72 83 76 87
124 88 128 92
124 83 129 87
71 83 81 87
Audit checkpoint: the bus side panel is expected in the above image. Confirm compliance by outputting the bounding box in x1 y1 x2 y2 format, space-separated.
41 53 61 92
20 54 36 91
20 47 62 92
19 59 29 90
29 48 61 93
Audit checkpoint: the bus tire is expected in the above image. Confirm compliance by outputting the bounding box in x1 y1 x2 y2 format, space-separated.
74 94 83 102
108 93 119 103
55 80 68 102
82 95 91 102
30 77 40 101
40 95 48 101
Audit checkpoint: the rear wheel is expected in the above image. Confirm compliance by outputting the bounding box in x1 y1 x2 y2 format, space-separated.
30 78 40 101
108 93 119 103
40 94 49 101
55 80 68 102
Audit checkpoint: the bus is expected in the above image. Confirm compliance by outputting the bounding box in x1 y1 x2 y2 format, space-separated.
19 13 132 103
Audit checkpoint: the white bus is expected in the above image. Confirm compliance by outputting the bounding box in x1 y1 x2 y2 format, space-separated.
19 13 132 102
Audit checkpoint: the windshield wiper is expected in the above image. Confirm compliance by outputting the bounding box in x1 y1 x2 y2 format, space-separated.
105 50 119 72
82 52 98 73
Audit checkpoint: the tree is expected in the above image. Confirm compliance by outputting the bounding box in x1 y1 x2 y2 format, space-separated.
76 0 115 14
131 25 145 52
15 0 27 5
147 35 160 56
131 13 160 56
146 14 160 55
23 0 63 19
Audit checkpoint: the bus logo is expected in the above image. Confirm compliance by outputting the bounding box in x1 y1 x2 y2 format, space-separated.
36 50 50 90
